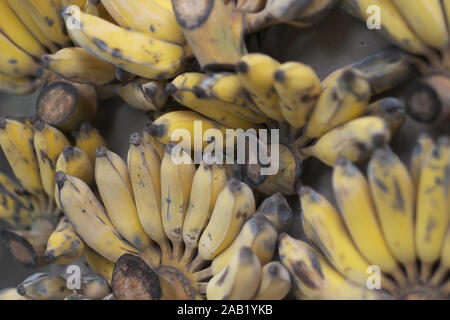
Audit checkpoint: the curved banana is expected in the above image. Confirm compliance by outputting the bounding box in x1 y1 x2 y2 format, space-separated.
0 73 41 95
409 134 434 195
253 261 291 300
62 5 187 79
17 273 71 300
75 122 107 164
116 79 168 111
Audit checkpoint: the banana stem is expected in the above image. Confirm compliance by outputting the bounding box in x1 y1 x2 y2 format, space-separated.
442 48 450 71
410 56 432 75
405 262 418 284
424 48 442 69
171 240 183 262
381 275 398 296
196 282 208 295
390 267 407 288
441 280 450 296
38 194 49 216
179 246 196 268
420 262 433 283
159 239 172 264
193 267 214 282
188 254 207 272
429 263 448 286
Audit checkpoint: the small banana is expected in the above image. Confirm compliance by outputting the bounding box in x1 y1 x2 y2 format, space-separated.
17 273 71 300
41 47 116 85
254 192 293 233
84 246 115 285
301 116 391 166
198 179 256 260
363 98 406 136
236 53 285 121
409 134 434 196
253 261 291 300
44 216 85 264
116 79 168 111
0 73 41 95
206 247 261 300
273 61 322 128
75 122 107 164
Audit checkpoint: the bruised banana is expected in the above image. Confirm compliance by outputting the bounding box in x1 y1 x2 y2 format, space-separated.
0 73 41 95
363 98 406 136
236 53 285 121
44 216 85 264
168 72 265 127
17 273 71 300
41 47 116 85
198 179 256 260
33 120 70 199
273 61 322 129
301 116 391 166
56 172 139 262
253 261 291 300
206 247 261 300
100 0 185 44
62 5 188 79
116 78 168 111
409 134 434 195
75 121 107 164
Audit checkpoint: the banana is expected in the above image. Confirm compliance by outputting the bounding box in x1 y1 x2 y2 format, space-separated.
116 79 168 111
206 247 261 300
182 162 227 259
392 0 449 50
0 288 27 300
0 32 44 78
33 120 70 199
56 172 138 262
17 273 71 300
367 147 417 280
431 226 450 285
142 126 165 160
7 0 59 52
168 73 265 127
0 73 41 95
341 0 428 55
0 0 47 58
80 274 111 299
55 145 94 186
95 146 152 251
41 47 116 85
300 186 371 286
333 157 404 284
198 179 256 260
84 246 115 284
253 261 291 300
409 134 434 195
100 0 185 44
0 118 45 199
160 142 196 259
363 98 406 136
278 234 385 300
254 192 292 233
18 0 71 47
273 61 322 128
415 137 450 279
235 53 285 121
75 121 107 164
302 69 370 143
62 5 187 79
44 216 85 264
127 133 169 253
301 116 391 166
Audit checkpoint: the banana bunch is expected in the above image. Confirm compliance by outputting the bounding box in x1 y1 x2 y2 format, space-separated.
281 135 450 300
341 0 450 124
0 116 106 269
55 131 294 300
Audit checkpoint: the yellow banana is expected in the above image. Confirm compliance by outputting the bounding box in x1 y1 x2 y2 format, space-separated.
17 273 71 300
301 116 391 166
206 247 261 300
116 79 168 111
75 121 107 164
84 246 114 285
363 98 406 136
253 261 291 300
367 147 417 280
0 288 27 300
0 0 47 58
44 216 85 264
415 137 450 279
255 192 292 233
392 0 449 50
160 142 195 259
235 53 284 121
341 0 428 55
56 172 138 262
0 73 41 95
333 157 404 284
168 72 264 128
302 69 370 142
41 47 116 85
62 5 187 79
95 146 152 251
409 134 434 195
273 61 322 128
33 120 70 199
198 179 256 260
100 0 185 44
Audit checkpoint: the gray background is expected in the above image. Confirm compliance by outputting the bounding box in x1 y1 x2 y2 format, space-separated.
0 8 448 289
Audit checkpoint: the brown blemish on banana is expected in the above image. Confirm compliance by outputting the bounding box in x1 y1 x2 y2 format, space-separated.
172 0 215 30
290 259 318 289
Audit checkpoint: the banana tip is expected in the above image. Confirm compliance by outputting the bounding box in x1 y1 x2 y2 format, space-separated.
193 86 207 99
129 132 142 145
62 145 75 159
55 171 67 189
95 145 107 157
34 120 45 131
0 117 6 129
165 83 177 96
274 70 285 82
235 61 248 74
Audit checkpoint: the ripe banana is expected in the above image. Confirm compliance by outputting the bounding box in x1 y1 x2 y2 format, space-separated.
273 61 322 128
253 261 291 300
17 273 71 300
62 5 187 79
301 116 391 166
0 73 41 95
198 179 256 260
75 121 107 164
363 98 406 136
206 247 261 300
55 145 94 187
116 79 168 111
44 216 85 264
41 47 116 85
95 146 152 251
160 143 195 259
409 134 434 196
254 192 292 233
56 172 138 262
236 53 284 121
